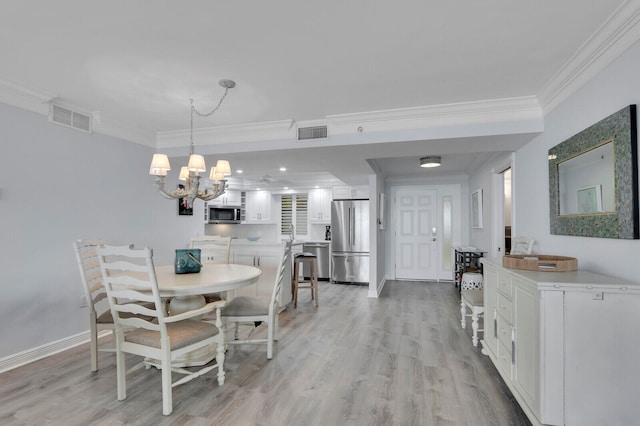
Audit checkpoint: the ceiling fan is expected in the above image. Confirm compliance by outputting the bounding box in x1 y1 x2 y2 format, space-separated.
243 174 292 187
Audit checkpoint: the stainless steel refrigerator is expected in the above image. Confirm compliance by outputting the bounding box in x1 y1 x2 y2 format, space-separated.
331 199 369 284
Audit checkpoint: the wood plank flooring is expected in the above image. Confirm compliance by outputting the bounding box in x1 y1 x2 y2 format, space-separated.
0 280 530 425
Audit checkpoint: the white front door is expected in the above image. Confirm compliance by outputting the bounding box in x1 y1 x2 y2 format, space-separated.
395 188 438 280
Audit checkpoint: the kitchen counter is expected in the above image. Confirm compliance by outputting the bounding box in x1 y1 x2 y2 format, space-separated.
230 239 305 249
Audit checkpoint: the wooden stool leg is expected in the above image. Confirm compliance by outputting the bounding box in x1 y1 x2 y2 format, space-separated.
312 260 318 307
293 259 299 308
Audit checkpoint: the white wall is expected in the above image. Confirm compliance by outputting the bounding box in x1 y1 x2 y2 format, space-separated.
368 172 385 297
0 102 203 359
471 38 640 282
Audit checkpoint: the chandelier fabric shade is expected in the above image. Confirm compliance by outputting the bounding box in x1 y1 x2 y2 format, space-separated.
187 154 206 173
149 154 170 176
149 80 236 203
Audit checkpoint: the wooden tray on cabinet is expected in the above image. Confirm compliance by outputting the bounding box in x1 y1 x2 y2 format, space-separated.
503 254 577 272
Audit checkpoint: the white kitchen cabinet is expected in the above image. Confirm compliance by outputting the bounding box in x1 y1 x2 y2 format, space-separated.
231 244 292 309
308 188 331 223
332 185 369 200
244 190 272 223
480 258 640 426
206 189 241 206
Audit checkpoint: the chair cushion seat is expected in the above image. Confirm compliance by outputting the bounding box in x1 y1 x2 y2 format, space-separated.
294 252 316 258
125 319 219 350
462 289 484 307
222 296 269 317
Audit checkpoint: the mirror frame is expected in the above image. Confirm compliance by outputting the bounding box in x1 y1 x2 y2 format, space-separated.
549 105 639 239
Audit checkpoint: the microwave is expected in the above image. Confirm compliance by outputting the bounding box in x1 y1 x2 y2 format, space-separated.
208 206 241 224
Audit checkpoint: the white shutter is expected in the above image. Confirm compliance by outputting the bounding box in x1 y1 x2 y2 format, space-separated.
280 194 308 237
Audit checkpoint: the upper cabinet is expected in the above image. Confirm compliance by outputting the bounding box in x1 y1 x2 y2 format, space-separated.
207 189 241 206
308 188 331 223
245 190 273 223
332 185 369 200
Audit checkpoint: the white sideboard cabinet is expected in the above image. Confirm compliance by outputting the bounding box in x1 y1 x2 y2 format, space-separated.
480 258 640 426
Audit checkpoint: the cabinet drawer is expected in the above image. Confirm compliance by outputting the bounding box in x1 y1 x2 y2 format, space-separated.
497 292 513 320
497 340 513 380
497 273 512 298
497 314 513 349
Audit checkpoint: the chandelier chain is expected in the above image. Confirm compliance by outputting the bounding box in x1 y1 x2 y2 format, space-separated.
189 86 231 154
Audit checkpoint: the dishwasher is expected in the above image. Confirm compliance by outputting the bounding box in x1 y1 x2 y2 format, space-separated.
302 242 330 281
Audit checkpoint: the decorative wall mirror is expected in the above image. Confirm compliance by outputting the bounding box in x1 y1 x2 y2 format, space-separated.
549 105 639 239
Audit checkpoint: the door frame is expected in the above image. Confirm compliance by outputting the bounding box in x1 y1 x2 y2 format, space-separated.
389 183 461 281
491 154 515 258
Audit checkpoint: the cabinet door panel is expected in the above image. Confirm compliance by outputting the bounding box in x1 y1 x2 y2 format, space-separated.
512 279 539 413
564 291 640 426
482 263 498 352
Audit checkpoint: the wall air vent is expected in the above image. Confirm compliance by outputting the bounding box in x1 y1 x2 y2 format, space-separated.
298 125 327 140
49 103 92 133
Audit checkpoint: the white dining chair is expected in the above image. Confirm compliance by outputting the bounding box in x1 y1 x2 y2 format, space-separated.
73 239 112 371
191 235 232 302
190 235 231 264
97 244 226 416
221 241 291 359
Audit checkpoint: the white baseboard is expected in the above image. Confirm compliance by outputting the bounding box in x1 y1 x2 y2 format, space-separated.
0 330 110 374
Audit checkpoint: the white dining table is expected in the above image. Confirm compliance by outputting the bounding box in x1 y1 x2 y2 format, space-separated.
151 263 262 366
154 263 262 298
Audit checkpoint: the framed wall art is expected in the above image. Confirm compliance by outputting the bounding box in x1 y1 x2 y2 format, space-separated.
471 189 483 229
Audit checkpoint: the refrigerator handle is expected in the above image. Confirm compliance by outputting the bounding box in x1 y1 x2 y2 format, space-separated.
351 206 355 246
348 206 352 246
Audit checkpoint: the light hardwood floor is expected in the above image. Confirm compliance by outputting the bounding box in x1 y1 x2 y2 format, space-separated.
0 280 530 425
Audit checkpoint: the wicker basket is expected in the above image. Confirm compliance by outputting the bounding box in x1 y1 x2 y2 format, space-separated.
503 254 577 272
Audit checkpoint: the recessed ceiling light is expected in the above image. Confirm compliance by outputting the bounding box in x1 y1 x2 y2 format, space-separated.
280 167 287 172
236 169 244 174
284 186 289 190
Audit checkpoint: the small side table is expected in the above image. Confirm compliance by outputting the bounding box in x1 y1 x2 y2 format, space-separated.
453 247 486 291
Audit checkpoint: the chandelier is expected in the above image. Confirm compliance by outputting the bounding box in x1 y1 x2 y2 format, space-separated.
149 79 236 204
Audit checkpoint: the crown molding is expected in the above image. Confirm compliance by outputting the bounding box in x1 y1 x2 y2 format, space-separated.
92 118 156 148
156 119 295 150
0 77 53 115
539 0 640 114
156 96 543 151
326 96 542 132
0 77 156 147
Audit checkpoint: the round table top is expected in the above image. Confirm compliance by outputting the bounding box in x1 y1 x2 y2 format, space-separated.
154 263 262 297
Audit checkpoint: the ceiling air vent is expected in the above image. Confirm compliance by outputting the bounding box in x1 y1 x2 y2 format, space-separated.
49 103 92 133
298 125 327 140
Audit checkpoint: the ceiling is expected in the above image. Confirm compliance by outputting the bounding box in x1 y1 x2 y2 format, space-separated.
0 1 630 188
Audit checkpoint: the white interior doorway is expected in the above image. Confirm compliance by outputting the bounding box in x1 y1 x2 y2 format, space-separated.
492 158 514 257
503 169 512 254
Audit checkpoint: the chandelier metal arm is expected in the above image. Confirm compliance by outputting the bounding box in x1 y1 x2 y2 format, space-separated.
153 176 228 203
153 175 199 202
197 180 228 201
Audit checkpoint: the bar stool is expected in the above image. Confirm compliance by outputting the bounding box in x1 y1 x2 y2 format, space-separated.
292 252 319 308
460 272 484 347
